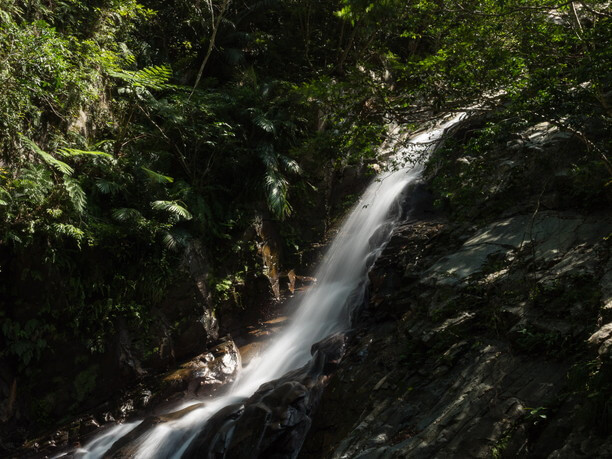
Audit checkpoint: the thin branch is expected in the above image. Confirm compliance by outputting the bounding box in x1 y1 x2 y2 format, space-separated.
580 1 612 17
190 0 231 98
42 96 67 121
570 1 584 39
335 21 360 74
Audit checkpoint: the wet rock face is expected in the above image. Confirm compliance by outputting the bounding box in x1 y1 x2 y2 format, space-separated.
424 211 611 286
183 333 348 459
401 181 436 221
589 323 612 360
188 339 242 392
152 337 242 407
301 202 611 458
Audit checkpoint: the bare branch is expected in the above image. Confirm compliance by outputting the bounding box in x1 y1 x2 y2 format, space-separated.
190 0 232 98
580 1 612 17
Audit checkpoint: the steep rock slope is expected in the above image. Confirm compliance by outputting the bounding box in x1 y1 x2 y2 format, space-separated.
301 122 611 458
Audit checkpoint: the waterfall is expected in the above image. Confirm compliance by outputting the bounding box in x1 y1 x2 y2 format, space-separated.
76 115 464 459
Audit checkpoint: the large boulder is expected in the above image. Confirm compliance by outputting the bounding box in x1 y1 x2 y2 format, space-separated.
183 333 348 459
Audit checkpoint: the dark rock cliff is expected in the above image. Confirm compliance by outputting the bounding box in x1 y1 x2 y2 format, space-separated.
300 121 612 458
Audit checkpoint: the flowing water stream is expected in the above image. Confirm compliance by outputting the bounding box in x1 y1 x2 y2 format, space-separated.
76 115 463 459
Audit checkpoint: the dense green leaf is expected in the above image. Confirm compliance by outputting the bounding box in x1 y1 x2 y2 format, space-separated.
112 208 143 222
151 200 192 221
63 176 87 214
20 135 74 176
108 64 175 90
162 228 192 251
59 148 114 159
95 179 123 195
142 167 175 184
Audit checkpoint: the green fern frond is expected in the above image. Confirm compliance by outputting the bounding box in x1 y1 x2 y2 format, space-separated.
63 177 87 214
15 167 53 204
59 148 114 159
141 167 174 184
51 223 85 243
109 64 175 90
20 135 73 176
118 43 136 66
139 65 172 82
151 200 192 221
112 208 143 222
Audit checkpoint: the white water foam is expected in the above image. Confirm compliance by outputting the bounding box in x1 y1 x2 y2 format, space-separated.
79 114 464 459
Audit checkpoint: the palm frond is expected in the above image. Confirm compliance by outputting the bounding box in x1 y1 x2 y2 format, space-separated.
264 171 291 219
112 208 143 222
256 145 296 219
253 113 276 134
161 228 192 251
95 178 122 195
151 200 192 221
108 64 175 91
278 155 302 175
51 223 85 244
63 177 87 214
20 135 73 176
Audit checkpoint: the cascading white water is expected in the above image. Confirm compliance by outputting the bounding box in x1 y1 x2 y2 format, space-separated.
77 115 464 459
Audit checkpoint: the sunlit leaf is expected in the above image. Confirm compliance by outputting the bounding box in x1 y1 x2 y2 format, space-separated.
151 200 192 220
142 167 174 184
20 135 73 175
59 148 114 159
63 176 87 213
